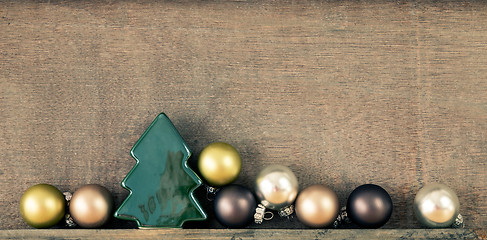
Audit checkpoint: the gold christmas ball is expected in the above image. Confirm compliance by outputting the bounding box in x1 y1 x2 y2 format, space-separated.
295 184 339 228
19 184 65 228
69 184 114 228
198 142 241 187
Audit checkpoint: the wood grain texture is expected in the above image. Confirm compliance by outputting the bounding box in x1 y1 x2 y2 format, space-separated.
0 229 482 240
0 0 486 230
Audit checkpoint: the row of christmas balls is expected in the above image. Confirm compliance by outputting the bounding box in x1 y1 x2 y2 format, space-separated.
19 141 461 229
198 142 462 229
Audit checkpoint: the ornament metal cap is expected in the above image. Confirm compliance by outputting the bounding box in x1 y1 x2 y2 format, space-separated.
63 192 77 228
205 185 220 201
452 214 464 228
333 206 351 228
254 204 274 224
278 205 294 218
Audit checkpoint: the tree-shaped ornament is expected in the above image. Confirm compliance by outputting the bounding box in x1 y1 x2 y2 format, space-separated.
114 113 207 228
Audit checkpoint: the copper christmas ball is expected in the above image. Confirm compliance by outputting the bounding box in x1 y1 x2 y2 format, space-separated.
69 184 113 228
19 184 65 228
295 184 339 228
198 142 242 187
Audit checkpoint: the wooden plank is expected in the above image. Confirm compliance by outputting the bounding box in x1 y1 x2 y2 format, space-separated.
0 0 486 231
0 229 481 240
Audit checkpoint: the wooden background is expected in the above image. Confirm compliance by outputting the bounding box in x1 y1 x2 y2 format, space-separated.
0 0 486 231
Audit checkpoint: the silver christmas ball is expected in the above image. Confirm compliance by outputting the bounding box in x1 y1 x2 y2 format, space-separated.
414 183 460 228
255 165 298 210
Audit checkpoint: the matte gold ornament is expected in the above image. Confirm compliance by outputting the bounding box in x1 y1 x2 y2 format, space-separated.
255 165 298 213
69 184 114 228
198 142 241 187
295 184 339 228
414 183 463 228
19 184 65 228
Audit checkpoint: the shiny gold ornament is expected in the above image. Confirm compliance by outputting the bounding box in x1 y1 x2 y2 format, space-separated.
295 184 339 228
198 142 241 187
19 184 65 228
255 165 298 210
69 184 114 228
414 183 460 228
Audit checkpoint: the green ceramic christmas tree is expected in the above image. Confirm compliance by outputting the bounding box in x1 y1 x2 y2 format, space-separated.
114 113 207 228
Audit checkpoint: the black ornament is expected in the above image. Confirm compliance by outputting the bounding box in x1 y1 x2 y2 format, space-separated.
346 184 393 228
214 185 257 228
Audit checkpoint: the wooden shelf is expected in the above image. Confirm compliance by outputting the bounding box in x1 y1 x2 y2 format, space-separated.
1 0 487 236
0 229 484 240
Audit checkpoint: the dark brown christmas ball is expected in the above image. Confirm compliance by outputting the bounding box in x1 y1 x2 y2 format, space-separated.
214 185 256 228
346 184 393 228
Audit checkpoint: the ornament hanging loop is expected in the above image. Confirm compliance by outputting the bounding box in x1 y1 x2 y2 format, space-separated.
452 214 464 228
63 192 77 228
254 204 273 224
333 206 350 228
205 186 219 201
264 211 274 221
